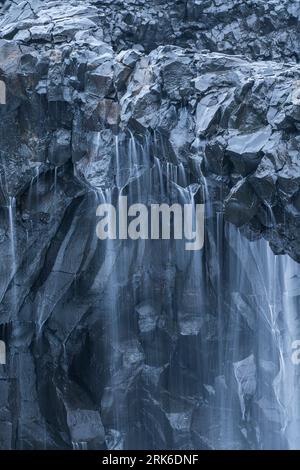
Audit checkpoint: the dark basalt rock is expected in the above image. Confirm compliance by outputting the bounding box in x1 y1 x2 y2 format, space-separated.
1 15 300 258
1 0 300 451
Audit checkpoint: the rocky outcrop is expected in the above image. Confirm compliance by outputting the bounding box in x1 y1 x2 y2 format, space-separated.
2 0 300 62
1 0 300 451
1 2 300 259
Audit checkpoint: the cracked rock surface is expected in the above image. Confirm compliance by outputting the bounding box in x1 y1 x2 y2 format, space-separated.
0 0 300 450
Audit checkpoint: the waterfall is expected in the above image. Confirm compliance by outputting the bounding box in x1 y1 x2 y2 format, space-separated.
88 132 300 449
8 196 17 312
281 257 300 449
223 223 300 449
178 159 300 449
91 133 205 449
3 131 300 450
115 135 120 188
8 196 16 262
0 323 8 366
96 187 124 444
187 171 300 449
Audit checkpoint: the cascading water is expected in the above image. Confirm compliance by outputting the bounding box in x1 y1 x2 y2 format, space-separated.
8 197 16 267
8 196 17 312
65 131 300 450
3 131 300 450
90 133 300 450
89 133 205 449
224 223 300 449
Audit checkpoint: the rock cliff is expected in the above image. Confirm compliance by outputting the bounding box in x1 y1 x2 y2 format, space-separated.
1 0 300 450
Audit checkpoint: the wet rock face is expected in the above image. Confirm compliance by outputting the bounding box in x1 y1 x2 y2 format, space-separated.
0 0 300 451
1 5 300 260
2 0 300 61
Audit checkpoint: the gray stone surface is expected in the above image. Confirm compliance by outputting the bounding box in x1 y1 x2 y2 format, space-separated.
0 0 300 451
